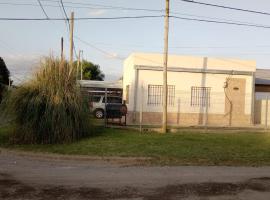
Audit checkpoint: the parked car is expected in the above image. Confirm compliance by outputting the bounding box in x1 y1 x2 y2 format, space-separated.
89 95 123 119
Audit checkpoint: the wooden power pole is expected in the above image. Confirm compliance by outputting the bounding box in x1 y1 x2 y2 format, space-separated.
61 37 64 61
69 12 74 67
80 50 83 80
162 0 170 134
76 50 81 81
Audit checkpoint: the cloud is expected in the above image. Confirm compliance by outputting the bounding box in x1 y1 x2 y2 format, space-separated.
106 52 119 59
88 9 107 16
105 73 122 81
2 54 41 84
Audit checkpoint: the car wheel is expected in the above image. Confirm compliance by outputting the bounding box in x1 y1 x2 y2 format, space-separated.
94 109 104 119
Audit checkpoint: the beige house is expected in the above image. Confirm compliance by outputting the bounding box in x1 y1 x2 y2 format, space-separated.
123 53 256 127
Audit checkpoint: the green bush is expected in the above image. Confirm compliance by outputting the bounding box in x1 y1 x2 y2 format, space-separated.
3 57 90 144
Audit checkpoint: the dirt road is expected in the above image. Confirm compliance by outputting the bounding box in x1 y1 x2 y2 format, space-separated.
1 149 270 200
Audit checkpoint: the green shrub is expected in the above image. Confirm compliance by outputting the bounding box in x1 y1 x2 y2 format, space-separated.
3 57 90 144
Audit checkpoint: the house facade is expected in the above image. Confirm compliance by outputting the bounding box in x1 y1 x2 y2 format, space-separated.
123 53 256 127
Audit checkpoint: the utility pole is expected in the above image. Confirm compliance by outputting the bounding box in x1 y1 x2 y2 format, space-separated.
69 12 74 67
61 37 64 61
162 0 170 134
76 50 81 81
80 50 83 80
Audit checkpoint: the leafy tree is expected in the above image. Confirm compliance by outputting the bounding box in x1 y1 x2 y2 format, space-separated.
76 60 105 81
0 57 10 102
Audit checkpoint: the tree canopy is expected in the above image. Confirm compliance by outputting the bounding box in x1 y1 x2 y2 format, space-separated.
76 60 105 81
0 57 10 102
0 57 10 85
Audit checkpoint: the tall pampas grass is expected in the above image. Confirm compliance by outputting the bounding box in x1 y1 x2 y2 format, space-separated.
3 56 90 144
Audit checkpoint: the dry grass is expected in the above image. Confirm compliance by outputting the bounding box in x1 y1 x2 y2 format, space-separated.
1 57 90 144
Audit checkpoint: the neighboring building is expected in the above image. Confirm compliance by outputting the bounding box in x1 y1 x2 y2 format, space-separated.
255 69 270 99
79 80 123 97
123 53 256 127
254 69 270 125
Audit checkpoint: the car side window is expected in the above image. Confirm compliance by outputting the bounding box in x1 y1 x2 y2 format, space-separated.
102 97 122 103
113 98 122 103
91 96 101 102
102 97 109 103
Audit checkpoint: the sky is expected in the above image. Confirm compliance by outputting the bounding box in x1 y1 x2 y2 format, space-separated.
1 0 270 84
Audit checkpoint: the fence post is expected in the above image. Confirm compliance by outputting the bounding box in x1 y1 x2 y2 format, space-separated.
177 98 180 125
104 88 108 127
265 96 268 130
204 96 209 129
140 85 144 133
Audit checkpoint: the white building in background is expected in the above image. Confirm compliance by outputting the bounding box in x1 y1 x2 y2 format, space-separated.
122 53 256 127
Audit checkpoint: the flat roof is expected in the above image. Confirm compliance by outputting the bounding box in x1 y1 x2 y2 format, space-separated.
256 69 270 85
78 80 122 89
125 53 256 72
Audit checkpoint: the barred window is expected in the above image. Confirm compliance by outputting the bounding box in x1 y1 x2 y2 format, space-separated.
125 85 130 104
148 85 175 106
191 86 211 107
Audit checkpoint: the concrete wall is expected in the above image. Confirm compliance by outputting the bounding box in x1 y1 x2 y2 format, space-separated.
126 112 251 127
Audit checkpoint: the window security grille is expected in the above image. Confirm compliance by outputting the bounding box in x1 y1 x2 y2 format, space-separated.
148 85 175 106
191 86 211 107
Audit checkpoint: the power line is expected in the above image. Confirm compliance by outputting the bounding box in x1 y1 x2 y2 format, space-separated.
75 41 270 49
74 36 124 60
179 0 270 16
57 1 68 28
1 15 270 29
0 2 57 7
4 14 269 29
59 1 78 59
54 2 270 28
0 1 161 12
73 40 270 56
37 0 49 19
171 16 270 29
41 0 165 12
2 1 270 28
0 15 164 21
59 0 69 22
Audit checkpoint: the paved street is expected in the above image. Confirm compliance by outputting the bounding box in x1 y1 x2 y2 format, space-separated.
1 149 270 199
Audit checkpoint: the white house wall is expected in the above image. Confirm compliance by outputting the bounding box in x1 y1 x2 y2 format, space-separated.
134 70 253 115
123 55 136 107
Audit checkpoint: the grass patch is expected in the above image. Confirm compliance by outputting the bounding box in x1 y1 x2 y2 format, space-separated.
1 125 270 166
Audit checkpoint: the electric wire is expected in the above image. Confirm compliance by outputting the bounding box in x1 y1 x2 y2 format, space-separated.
74 36 124 60
37 0 49 19
179 0 270 16
59 0 78 59
2 1 270 29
